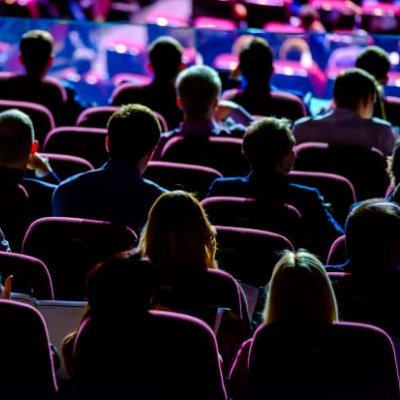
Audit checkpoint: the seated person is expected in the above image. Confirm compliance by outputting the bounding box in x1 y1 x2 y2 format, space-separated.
112 36 184 130
208 117 343 258
222 37 307 122
154 64 248 159
53 104 167 234
293 68 396 156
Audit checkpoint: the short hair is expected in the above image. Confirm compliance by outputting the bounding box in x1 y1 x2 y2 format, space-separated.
0 109 34 166
149 36 183 80
264 250 339 324
20 30 53 74
106 104 161 162
86 249 156 318
242 117 294 172
356 46 391 83
239 37 274 85
176 65 221 118
333 68 377 110
345 199 400 271
387 140 400 187
139 190 217 272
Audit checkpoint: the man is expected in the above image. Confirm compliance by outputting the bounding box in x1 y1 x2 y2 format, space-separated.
293 68 396 156
53 104 167 234
112 36 184 130
222 37 306 122
207 117 343 257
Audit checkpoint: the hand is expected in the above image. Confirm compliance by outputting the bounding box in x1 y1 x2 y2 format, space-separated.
1 275 13 299
215 100 240 122
26 153 53 178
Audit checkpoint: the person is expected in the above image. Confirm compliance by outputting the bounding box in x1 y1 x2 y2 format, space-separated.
112 36 184 130
293 68 396 156
0 29 85 126
62 249 227 400
221 37 307 121
153 64 250 159
355 45 391 121
386 140 400 198
208 117 343 258
53 104 167 234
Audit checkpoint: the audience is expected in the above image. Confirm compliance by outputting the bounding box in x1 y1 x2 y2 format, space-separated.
112 36 184 130
222 37 306 121
293 68 396 156
208 117 343 257
53 104 167 234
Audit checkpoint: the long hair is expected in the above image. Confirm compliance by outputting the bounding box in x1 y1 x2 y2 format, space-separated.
264 250 338 324
139 191 217 272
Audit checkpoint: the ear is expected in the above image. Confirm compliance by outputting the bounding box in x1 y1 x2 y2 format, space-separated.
147 63 154 73
46 55 54 70
30 140 39 155
105 136 110 152
176 96 183 110
17 53 24 66
179 62 185 72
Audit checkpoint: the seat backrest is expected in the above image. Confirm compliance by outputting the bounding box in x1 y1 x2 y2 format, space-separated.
144 161 223 200
22 217 137 300
294 142 390 200
385 96 400 128
0 251 54 299
72 310 227 400
0 299 58 399
247 321 400 400
326 234 347 265
161 136 249 177
76 105 169 132
43 126 108 168
40 153 94 181
201 196 304 246
215 225 293 287
289 170 356 226
0 183 30 252
0 99 55 146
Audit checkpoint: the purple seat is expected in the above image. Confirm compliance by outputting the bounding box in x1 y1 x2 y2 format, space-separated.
40 153 93 181
0 251 54 299
161 136 249 177
201 196 303 246
22 217 137 300
385 96 400 128
289 170 356 226
326 234 346 265
0 299 58 399
43 126 108 168
230 320 400 399
144 161 223 200
71 310 227 400
294 142 390 200
215 225 293 287
0 99 55 146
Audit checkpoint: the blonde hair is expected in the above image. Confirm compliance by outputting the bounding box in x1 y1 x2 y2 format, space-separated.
139 191 217 272
264 250 338 324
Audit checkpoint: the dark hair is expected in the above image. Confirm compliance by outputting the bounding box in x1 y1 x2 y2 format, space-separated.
149 36 183 80
345 199 400 271
86 249 156 318
176 65 221 118
356 46 391 83
239 37 274 85
0 109 34 166
106 104 161 162
333 68 377 110
242 117 294 172
20 30 53 74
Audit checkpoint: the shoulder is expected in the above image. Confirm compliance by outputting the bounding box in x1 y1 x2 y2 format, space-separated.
55 169 103 192
141 177 168 194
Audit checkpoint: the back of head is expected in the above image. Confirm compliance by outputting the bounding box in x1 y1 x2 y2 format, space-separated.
333 68 377 111
239 37 274 85
356 46 391 84
149 36 183 81
388 141 400 187
243 117 294 173
86 249 156 318
139 190 217 272
20 30 53 75
264 250 338 324
176 65 221 119
0 109 34 168
345 199 400 271
106 104 161 162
